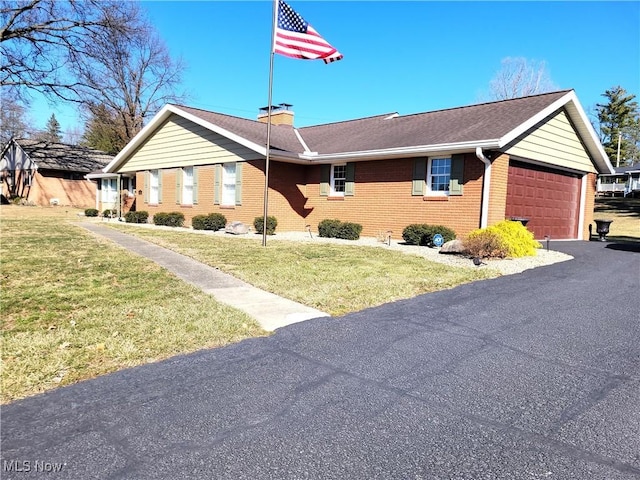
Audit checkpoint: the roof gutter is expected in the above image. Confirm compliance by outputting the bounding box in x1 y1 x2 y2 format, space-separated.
475 147 491 229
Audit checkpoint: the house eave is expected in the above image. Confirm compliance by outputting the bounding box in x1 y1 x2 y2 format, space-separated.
104 105 269 173
283 139 501 164
499 90 614 175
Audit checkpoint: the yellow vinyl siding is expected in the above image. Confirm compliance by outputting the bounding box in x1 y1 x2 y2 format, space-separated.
506 111 597 173
116 114 258 172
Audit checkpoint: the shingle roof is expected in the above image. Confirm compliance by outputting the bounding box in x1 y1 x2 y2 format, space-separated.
299 90 571 154
173 105 304 153
105 89 612 175
175 90 571 155
14 139 113 173
177 90 570 154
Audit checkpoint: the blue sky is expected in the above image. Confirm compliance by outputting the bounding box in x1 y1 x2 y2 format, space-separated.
32 1 640 137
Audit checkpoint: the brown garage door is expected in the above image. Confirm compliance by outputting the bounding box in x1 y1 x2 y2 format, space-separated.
506 161 581 240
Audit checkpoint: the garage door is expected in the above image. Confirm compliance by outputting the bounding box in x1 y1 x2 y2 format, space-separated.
505 161 581 240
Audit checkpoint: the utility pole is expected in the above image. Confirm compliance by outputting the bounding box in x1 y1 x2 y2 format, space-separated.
616 131 622 168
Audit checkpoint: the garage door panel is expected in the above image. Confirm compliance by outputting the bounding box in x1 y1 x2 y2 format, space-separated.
506 161 580 239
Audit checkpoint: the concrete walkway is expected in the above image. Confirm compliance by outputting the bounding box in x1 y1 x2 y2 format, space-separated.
80 223 329 331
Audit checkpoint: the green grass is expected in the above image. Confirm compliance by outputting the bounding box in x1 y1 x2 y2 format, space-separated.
1 206 265 403
106 225 498 316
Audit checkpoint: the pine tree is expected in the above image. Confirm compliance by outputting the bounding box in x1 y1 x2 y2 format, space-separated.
44 114 62 142
81 104 126 154
596 86 640 167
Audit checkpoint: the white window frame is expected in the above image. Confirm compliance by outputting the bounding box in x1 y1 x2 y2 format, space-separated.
182 167 193 205
101 178 118 203
222 163 236 206
330 164 347 197
426 157 451 196
149 169 159 204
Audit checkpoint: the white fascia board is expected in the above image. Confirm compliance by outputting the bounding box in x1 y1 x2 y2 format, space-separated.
296 139 500 163
499 91 614 174
86 172 118 179
563 93 614 174
104 105 268 173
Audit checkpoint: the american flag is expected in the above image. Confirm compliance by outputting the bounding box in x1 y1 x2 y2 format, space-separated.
274 0 343 64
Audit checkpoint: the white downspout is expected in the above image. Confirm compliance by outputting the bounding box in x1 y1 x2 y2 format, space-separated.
475 147 491 228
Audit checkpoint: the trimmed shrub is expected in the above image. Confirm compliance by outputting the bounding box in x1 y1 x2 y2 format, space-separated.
402 224 456 246
335 222 363 240
84 208 99 217
102 209 114 218
192 213 227 231
254 215 278 235
124 211 149 224
318 219 363 240
464 220 541 258
153 212 185 227
318 219 342 238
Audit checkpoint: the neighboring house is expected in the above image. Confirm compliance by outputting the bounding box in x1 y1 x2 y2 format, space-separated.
0 139 113 207
101 90 613 240
597 163 640 198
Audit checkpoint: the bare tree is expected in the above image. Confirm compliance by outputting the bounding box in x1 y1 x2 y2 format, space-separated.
70 3 185 144
487 57 558 100
0 0 131 101
0 91 30 144
2 0 185 147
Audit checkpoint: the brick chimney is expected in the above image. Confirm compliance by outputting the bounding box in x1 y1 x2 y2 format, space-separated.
257 103 294 126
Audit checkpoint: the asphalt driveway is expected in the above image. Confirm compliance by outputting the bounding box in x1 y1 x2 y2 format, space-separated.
2 240 639 479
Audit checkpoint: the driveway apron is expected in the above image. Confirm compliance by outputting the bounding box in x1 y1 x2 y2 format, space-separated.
2 240 639 479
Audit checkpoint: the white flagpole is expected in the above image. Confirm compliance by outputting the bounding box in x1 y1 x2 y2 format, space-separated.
262 0 278 247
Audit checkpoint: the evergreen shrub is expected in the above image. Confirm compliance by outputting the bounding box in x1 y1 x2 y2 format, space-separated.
318 219 342 238
402 224 456 246
153 212 185 227
192 213 227 231
84 208 99 217
335 222 363 240
254 215 278 235
124 211 149 223
318 219 363 240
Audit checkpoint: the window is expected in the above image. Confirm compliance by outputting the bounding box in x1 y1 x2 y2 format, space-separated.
23 169 34 187
222 163 236 206
182 167 193 205
101 178 118 203
427 157 451 194
150 170 159 204
331 164 347 196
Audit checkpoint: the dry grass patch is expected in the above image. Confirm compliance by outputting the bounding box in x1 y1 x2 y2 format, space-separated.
594 197 640 241
1 205 265 403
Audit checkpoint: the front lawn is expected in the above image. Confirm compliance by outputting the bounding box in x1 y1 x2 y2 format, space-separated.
0 206 265 403
107 224 498 316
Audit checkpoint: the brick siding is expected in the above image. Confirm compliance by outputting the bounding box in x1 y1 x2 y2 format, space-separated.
138 154 494 238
